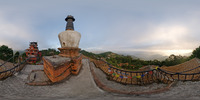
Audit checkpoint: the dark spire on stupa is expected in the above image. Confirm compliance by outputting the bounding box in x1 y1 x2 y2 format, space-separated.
65 15 75 30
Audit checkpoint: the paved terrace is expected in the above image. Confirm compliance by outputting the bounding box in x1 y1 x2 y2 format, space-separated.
0 59 199 100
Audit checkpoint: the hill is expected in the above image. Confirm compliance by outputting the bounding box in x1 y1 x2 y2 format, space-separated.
80 50 143 70
80 50 129 60
80 50 101 59
97 51 122 58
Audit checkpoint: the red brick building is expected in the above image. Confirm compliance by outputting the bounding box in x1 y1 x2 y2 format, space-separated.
25 42 41 64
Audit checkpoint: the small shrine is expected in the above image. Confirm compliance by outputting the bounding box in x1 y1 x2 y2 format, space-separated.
42 15 82 83
25 42 41 64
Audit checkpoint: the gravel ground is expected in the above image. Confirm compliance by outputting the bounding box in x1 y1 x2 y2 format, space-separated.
0 59 199 100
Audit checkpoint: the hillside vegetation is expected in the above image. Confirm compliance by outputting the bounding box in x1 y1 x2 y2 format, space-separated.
80 47 200 70
1 44 200 71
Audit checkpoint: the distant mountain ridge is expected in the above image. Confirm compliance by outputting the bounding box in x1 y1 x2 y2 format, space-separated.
87 50 168 61
80 50 140 61
80 50 122 59
97 51 122 58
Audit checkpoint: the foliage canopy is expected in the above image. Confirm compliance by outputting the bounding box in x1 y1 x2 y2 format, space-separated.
0 45 13 61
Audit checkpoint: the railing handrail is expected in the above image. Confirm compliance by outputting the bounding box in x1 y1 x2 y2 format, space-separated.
179 66 200 74
99 58 200 76
0 57 29 74
94 57 200 84
0 55 19 67
157 68 200 75
94 59 160 85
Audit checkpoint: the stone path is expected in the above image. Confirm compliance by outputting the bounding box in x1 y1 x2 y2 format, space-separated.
0 59 199 100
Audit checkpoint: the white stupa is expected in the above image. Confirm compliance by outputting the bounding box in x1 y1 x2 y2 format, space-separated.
58 15 81 57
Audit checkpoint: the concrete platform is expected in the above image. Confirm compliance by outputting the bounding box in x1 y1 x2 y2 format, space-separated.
0 59 200 100
43 55 71 68
14 65 44 82
26 70 52 86
0 59 104 100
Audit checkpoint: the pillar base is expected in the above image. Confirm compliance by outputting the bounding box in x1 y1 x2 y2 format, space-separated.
58 47 80 58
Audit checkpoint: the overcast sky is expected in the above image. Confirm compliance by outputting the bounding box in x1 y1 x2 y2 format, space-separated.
0 0 200 56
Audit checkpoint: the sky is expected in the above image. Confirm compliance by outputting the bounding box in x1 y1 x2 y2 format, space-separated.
0 0 200 57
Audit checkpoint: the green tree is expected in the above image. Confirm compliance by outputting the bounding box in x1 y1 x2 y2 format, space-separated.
190 46 200 59
0 45 13 61
162 54 188 66
21 52 27 59
40 48 60 56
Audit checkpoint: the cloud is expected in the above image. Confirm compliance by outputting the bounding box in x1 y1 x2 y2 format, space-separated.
0 0 200 56
0 11 36 50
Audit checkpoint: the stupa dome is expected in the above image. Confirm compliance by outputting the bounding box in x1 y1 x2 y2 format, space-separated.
58 15 81 48
58 30 81 48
